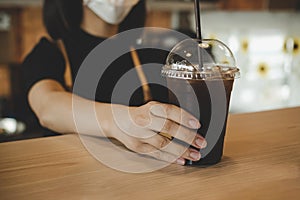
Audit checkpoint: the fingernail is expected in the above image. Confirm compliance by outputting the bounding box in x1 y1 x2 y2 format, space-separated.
196 138 207 148
176 158 185 165
189 119 200 129
190 152 201 161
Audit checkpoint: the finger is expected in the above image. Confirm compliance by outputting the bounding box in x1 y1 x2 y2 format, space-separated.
142 134 202 162
147 117 207 149
141 134 171 149
174 157 185 166
136 143 183 164
150 103 201 129
180 148 201 162
121 133 187 165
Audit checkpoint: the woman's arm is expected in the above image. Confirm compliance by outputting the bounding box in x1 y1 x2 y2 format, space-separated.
29 79 207 165
28 79 112 137
29 79 79 134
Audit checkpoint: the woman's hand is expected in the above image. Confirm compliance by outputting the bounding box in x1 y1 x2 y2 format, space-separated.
106 101 207 166
29 80 206 166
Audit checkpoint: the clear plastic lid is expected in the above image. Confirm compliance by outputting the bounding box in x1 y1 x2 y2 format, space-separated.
161 39 240 80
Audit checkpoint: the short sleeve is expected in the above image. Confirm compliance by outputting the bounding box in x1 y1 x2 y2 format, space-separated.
21 37 66 94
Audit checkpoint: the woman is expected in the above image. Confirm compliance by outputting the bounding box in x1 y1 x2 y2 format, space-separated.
22 0 206 166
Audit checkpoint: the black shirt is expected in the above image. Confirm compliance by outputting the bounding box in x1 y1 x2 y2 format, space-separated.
22 29 169 109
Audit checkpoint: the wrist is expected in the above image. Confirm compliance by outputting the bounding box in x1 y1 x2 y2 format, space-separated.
95 103 121 139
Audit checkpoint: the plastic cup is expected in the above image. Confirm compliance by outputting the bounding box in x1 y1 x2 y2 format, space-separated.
161 39 240 166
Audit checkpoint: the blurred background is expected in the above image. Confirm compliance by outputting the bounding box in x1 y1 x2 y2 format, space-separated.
0 0 300 142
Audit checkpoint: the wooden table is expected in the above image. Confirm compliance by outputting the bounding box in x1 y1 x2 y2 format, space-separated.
0 107 299 199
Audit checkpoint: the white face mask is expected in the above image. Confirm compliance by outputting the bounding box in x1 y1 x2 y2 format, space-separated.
84 0 139 25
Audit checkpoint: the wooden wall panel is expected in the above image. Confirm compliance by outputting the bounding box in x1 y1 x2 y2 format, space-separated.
0 65 11 97
220 0 267 10
145 10 172 28
0 8 21 63
20 6 46 61
269 0 300 10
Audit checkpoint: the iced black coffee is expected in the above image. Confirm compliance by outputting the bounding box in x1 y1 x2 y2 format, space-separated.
161 39 240 166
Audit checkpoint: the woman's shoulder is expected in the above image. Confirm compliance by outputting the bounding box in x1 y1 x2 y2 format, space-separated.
31 36 60 54
23 36 64 66
21 36 67 96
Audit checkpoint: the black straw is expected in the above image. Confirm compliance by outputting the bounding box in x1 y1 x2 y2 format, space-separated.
194 0 203 70
194 0 202 41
